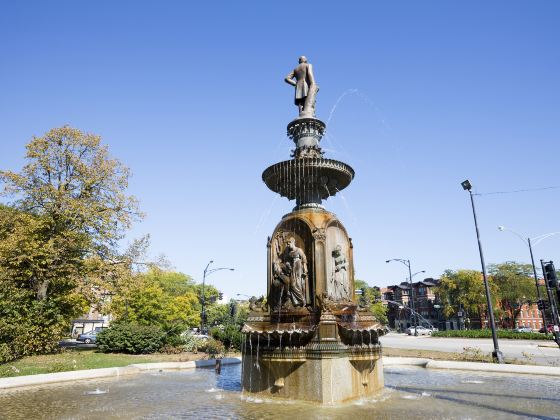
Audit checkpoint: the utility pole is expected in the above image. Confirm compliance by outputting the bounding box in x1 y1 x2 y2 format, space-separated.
461 180 504 363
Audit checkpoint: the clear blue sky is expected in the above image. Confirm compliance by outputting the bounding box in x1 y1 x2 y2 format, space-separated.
1 1 559 299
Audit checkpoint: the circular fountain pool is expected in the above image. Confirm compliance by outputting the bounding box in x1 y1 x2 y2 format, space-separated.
0 365 558 419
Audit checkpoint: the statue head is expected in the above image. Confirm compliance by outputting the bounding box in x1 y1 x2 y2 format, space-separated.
298 56 307 64
333 244 342 256
287 237 297 250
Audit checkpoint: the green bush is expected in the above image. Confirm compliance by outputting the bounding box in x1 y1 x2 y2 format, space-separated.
162 333 186 347
96 322 166 354
201 338 226 358
210 325 242 350
432 329 553 340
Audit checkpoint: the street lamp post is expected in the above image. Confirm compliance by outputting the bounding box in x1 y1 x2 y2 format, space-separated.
497 226 560 331
461 180 504 364
386 259 424 336
201 260 235 333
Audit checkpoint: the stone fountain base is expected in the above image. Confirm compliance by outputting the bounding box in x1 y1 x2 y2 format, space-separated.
241 310 384 403
242 352 383 403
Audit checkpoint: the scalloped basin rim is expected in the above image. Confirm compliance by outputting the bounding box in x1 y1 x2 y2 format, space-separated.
262 158 355 200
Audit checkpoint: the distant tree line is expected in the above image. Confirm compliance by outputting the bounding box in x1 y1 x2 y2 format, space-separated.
436 262 540 328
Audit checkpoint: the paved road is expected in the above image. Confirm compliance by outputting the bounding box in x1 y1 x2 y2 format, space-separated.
380 333 560 366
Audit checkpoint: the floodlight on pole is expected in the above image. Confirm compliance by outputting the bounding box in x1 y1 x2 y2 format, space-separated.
461 179 504 363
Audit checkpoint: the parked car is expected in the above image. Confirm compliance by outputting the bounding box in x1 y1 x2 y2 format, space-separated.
514 327 533 333
77 331 98 344
406 326 433 336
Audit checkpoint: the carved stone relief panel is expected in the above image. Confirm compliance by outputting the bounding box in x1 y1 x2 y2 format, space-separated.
269 224 312 311
325 224 352 302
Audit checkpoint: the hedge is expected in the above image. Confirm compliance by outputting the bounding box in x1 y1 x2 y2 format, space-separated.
96 322 166 354
431 330 553 340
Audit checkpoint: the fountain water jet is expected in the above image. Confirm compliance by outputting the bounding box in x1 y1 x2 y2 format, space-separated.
241 58 385 403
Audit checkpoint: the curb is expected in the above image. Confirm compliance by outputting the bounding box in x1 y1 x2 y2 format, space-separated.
383 356 560 376
382 357 429 367
425 360 560 376
0 357 241 391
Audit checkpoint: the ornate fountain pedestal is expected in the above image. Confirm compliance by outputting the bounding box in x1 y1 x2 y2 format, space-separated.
241 207 385 403
242 59 384 403
242 308 384 403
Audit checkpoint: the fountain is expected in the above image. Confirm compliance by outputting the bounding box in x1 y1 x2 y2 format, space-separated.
241 57 385 403
1 59 559 420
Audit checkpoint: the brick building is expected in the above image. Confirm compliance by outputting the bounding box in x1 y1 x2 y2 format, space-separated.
383 278 463 331
382 278 547 332
508 302 545 331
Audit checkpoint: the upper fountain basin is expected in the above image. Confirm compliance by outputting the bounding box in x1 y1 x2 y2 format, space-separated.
262 158 354 201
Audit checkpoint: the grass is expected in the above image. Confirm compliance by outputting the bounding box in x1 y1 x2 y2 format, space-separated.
0 349 214 378
383 347 494 363
382 346 550 365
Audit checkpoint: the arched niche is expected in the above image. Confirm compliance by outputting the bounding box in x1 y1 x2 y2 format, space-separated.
268 217 314 311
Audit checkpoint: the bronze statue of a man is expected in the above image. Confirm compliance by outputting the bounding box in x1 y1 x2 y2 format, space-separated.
285 56 319 118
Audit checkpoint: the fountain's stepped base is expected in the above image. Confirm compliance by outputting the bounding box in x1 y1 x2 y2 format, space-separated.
241 309 384 403
242 353 383 403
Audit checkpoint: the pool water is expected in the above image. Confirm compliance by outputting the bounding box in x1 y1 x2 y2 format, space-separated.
0 364 558 419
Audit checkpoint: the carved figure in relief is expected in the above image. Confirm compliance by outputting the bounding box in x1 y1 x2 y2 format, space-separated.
330 244 349 300
271 237 308 308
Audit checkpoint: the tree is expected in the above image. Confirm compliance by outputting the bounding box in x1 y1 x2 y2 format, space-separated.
108 268 200 330
488 262 537 328
0 126 140 360
206 303 231 327
354 279 388 325
0 126 141 301
0 205 90 362
436 269 498 328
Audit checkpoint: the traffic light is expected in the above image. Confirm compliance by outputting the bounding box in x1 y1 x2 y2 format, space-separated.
544 262 558 289
218 292 224 300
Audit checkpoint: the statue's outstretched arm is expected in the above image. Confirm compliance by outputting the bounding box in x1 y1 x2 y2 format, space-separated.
284 70 296 86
